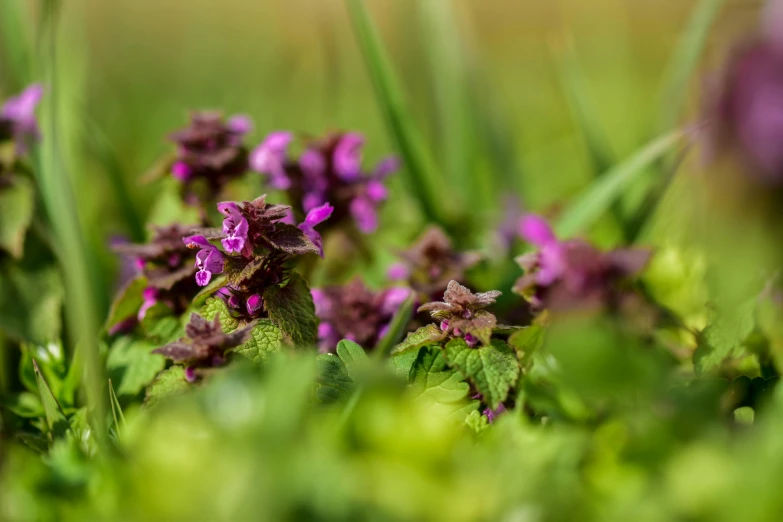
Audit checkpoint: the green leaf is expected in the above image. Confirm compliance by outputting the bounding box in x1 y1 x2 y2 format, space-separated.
143 366 190 409
508 324 546 363
105 276 146 331
0 261 63 344
263 273 317 348
392 348 421 379
0 175 35 258
392 324 443 355
2 391 44 418
200 297 239 333
345 0 446 226
233 320 282 364
465 409 489 434
140 303 183 343
443 338 520 409
694 302 756 375
315 353 354 404
32 359 70 439
336 339 369 379
554 129 685 239
108 379 125 434
373 293 415 358
106 336 166 397
654 0 725 135
408 346 479 421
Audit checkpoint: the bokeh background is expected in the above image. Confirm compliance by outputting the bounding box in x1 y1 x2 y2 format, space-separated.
0 0 765 316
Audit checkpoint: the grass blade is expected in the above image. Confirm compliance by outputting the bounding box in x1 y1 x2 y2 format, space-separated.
0 1 33 88
550 35 616 174
108 379 125 436
34 0 107 449
654 0 725 135
418 0 479 208
373 294 415 360
32 359 71 439
345 0 447 226
555 129 685 238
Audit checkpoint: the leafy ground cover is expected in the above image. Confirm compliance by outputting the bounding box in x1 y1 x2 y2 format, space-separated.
4 0 783 520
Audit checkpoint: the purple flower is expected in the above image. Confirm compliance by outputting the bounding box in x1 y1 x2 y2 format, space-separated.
333 132 364 180
250 131 293 189
387 262 410 281
313 279 411 353
138 287 160 321
0 83 43 154
183 235 224 286
418 280 501 346
218 201 250 255
246 294 263 316
298 202 334 257
519 214 565 286
350 197 378 233
172 161 192 181
227 114 253 135
483 403 506 423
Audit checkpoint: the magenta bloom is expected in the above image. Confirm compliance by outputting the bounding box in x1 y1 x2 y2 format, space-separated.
298 202 334 257
333 132 364 180
250 131 293 189
0 83 43 154
217 201 250 255
183 235 225 286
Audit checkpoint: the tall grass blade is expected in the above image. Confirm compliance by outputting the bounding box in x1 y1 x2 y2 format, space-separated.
0 0 33 88
555 129 685 238
373 294 415 360
34 0 107 449
418 0 478 208
654 0 725 135
32 359 71 439
345 0 447 226
550 35 616 174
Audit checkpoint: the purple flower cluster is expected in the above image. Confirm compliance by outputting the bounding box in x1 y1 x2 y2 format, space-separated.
183 194 331 321
168 111 252 203
418 280 501 347
153 313 256 382
515 214 651 314
0 83 43 156
709 8 783 184
388 226 481 300
112 224 202 328
311 278 412 353
250 131 399 234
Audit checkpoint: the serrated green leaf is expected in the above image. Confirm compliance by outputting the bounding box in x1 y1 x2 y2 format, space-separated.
408 346 478 421
191 275 225 309
32 359 70 439
200 297 239 333
143 366 190 409
315 353 354 404
105 276 146 331
0 175 35 258
263 273 317 348
695 302 756 375
392 324 443 355
336 339 369 379
444 338 520 409
465 409 489 434
106 336 166 397
233 320 282 364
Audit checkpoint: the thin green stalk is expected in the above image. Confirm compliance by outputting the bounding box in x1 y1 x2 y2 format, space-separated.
34 0 107 450
345 0 448 227
654 0 725 136
0 0 33 88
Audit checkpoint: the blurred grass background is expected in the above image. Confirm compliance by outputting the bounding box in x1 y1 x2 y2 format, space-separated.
0 0 765 317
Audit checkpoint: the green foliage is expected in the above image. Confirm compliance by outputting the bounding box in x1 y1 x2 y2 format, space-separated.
443 338 520 409
263 273 317 348
143 366 189 408
104 276 145 330
695 302 756 375
32 360 70 439
392 324 443 355
408 345 479 421
200 297 239 333
373 293 415 357
106 336 166 398
0 261 62 344
233 320 282 364
0 175 35 259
